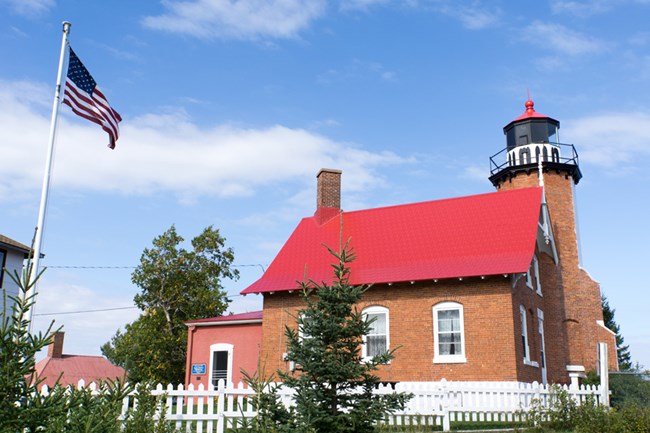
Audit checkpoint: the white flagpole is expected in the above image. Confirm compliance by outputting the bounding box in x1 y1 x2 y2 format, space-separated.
24 21 72 328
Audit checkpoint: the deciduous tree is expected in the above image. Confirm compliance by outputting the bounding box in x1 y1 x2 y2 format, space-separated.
102 225 238 383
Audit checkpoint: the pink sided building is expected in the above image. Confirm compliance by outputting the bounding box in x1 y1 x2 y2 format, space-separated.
185 310 262 388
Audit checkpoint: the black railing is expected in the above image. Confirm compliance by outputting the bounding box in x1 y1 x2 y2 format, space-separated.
489 142 579 176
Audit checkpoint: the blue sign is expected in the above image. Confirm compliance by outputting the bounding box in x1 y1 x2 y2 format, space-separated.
191 363 206 375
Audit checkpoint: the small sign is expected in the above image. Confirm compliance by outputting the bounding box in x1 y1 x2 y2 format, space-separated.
191 363 206 375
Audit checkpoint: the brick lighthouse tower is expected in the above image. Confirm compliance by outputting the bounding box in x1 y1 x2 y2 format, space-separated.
488 99 617 383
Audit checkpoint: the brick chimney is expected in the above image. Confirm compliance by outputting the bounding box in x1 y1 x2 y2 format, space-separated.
315 168 342 224
48 331 65 358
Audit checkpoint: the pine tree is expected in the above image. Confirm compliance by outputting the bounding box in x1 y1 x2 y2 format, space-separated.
602 295 632 370
280 242 410 433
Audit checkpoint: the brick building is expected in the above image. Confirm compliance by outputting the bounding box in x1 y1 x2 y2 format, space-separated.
187 100 617 386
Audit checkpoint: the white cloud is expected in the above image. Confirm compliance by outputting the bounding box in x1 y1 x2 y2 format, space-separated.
31 280 139 357
317 59 398 84
141 0 327 40
0 79 410 204
433 1 501 30
2 0 54 16
562 112 650 167
550 0 613 17
523 21 606 56
339 0 391 11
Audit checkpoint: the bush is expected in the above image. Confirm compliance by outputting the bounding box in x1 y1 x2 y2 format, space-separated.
0 259 176 432
610 370 650 409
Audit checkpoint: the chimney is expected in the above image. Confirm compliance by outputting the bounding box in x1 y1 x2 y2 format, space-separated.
315 168 342 224
48 331 65 358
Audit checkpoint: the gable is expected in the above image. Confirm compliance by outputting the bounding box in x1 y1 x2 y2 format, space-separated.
242 187 543 295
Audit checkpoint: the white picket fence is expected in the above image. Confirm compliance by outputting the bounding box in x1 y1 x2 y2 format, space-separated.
90 379 605 432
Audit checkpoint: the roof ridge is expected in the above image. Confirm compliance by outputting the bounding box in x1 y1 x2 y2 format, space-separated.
320 186 542 218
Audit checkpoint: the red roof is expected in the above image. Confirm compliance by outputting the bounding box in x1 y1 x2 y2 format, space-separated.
242 187 543 295
186 310 263 326
504 99 559 131
34 355 126 389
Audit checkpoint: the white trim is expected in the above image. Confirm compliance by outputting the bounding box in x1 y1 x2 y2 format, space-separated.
520 305 531 364
533 255 542 296
433 302 467 364
596 320 617 336
209 343 234 386
537 308 547 385
362 306 390 361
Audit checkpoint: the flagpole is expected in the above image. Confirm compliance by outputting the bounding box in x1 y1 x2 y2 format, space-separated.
25 21 72 328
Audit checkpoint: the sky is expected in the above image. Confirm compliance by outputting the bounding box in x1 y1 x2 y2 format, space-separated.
1 0 649 372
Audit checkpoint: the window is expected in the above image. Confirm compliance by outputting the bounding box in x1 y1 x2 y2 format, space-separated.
526 255 541 295
433 302 466 363
362 306 389 360
298 312 313 340
533 255 542 295
520 305 533 365
209 343 233 387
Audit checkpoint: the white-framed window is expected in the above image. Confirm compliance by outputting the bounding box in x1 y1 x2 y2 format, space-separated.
520 305 535 366
533 255 542 296
433 302 466 364
362 306 389 360
209 343 233 387
298 312 313 340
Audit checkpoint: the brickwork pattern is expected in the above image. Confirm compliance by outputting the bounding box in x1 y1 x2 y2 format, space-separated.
260 277 555 383
496 169 617 375
316 169 342 210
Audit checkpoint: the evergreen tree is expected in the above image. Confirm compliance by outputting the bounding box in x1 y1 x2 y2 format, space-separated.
602 295 632 370
280 242 410 433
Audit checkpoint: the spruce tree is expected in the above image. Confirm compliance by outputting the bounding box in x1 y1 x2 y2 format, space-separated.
602 295 632 370
280 242 409 433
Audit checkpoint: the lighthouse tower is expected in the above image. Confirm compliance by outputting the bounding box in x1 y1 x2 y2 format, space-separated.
489 99 617 383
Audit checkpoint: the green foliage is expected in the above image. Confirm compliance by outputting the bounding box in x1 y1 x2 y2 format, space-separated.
0 254 181 432
278 242 411 433
609 367 650 409
102 225 238 383
0 261 60 431
522 385 650 433
602 295 632 370
122 383 179 433
233 363 293 433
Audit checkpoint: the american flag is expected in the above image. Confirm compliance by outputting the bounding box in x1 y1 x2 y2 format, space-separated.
62 47 122 149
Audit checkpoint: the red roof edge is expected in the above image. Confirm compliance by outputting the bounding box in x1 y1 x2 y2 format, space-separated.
185 310 263 326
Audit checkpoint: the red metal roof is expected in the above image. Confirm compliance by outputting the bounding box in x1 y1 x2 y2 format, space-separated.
34 355 126 389
504 99 559 131
241 187 543 295
185 310 263 326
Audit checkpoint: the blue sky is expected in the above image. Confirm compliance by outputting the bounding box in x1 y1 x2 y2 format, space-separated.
1 0 649 371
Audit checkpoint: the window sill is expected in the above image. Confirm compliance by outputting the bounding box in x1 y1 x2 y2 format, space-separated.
433 356 467 364
524 359 539 368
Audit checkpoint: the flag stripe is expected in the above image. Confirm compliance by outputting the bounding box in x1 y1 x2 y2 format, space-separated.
62 47 121 149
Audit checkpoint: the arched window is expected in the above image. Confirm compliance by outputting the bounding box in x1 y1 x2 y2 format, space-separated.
551 147 560 163
433 302 466 363
362 306 389 360
519 148 531 165
209 343 233 387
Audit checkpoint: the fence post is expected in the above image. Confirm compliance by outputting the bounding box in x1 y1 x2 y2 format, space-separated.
216 379 226 433
439 379 450 431
599 343 610 407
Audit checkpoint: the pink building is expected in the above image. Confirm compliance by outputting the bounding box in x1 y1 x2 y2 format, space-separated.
185 311 262 388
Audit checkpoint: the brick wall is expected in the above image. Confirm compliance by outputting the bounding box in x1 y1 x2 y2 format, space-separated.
260 276 555 383
496 169 617 376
